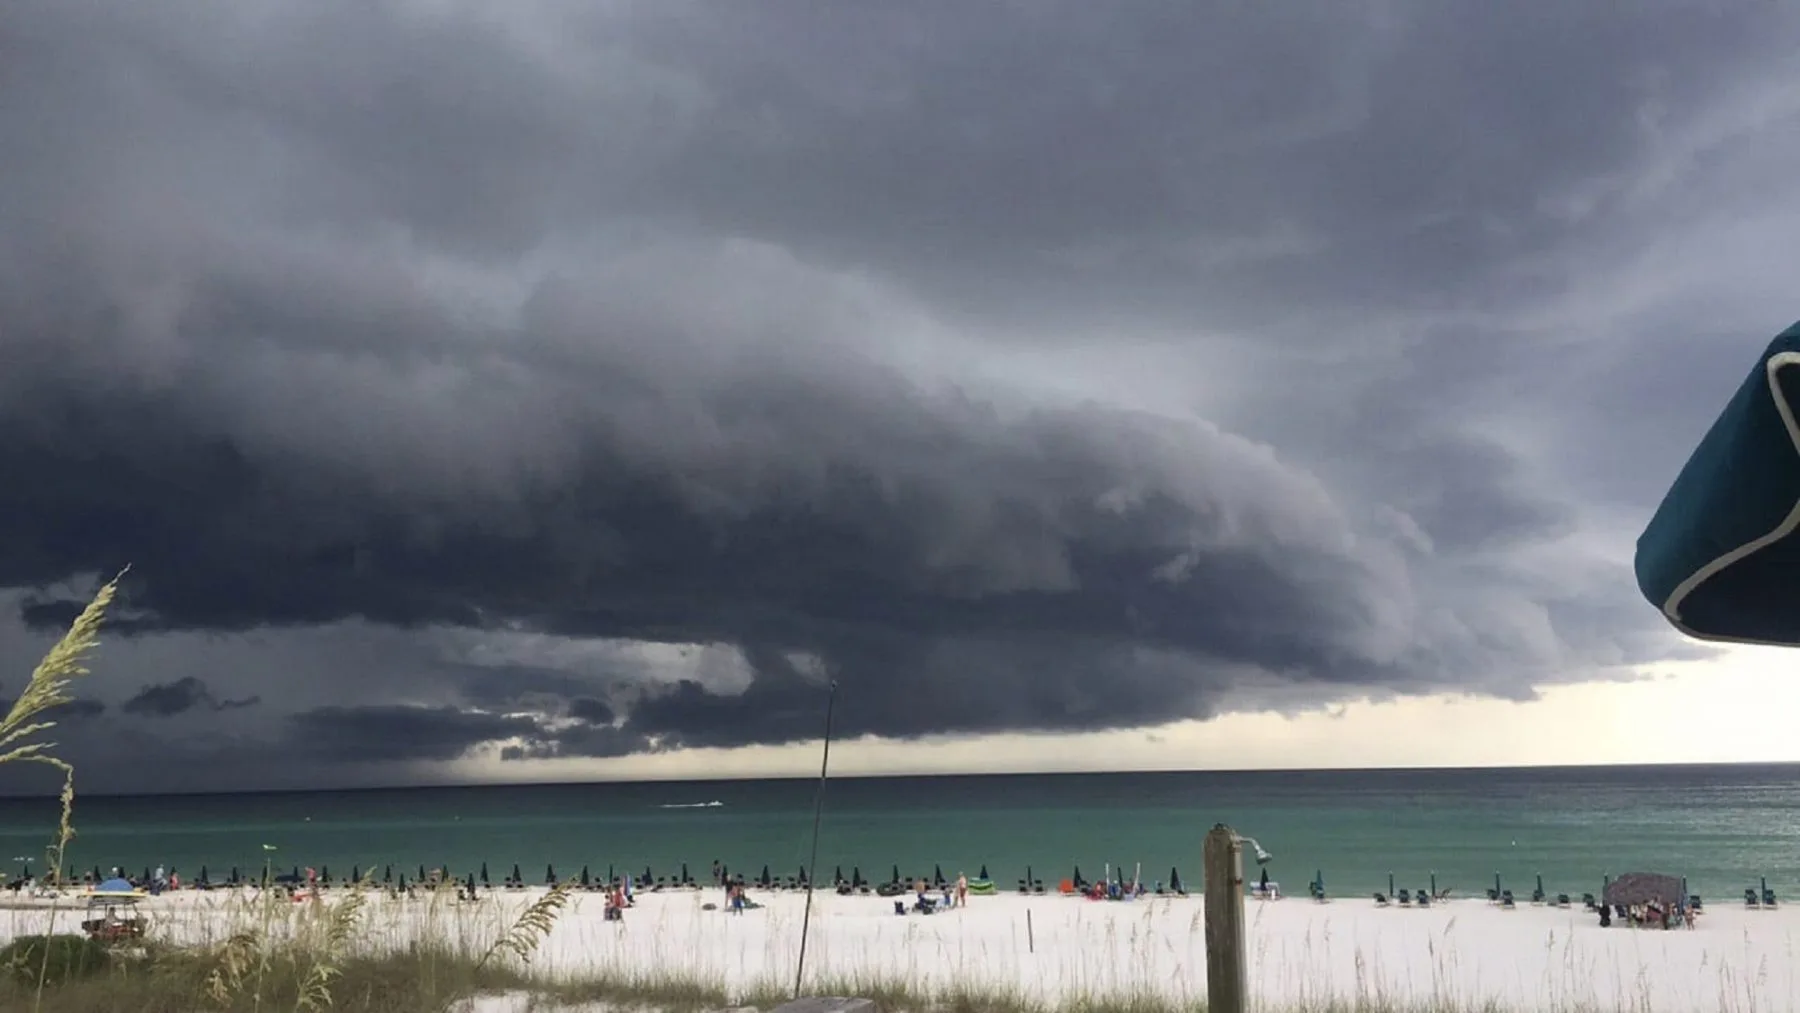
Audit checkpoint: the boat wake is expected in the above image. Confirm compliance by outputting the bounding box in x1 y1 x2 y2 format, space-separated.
658 800 725 809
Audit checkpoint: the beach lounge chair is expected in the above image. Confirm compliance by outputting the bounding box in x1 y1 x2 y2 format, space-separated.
1500 890 1515 909
1763 887 1777 908
1690 894 1703 912
1582 893 1597 910
1397 889 1411 906
1415 890 1430 908
1486 887 1499 903
1745 888 1760 908
1555 893 1571 907
1373 892 1389 906
1531 887 1545 904
893 901 906 916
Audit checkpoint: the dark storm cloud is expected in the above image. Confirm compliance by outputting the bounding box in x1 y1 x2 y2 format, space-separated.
287 706 542 764
0 0 1786 783
121 677 260 718
60 699 106 721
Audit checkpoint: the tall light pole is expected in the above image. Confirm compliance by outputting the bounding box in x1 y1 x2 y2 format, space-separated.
793 680 838 999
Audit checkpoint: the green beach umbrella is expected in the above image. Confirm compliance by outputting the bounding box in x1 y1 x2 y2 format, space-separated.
545 864 556 885
1536 873 1544 896
1637 320 1800 643
580 865 590 887
1430 871 1437 897
383 865 392 883
891 864 900 885
1388 872 1395 897
479 863 488 885
351 865 359 883
979 864 989 880
1494 872 1502 897
511 863 521 883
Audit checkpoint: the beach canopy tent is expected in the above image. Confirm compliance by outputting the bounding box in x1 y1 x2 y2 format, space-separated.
1602 872 1684 909
91 877 140 895
1638 321 1800 644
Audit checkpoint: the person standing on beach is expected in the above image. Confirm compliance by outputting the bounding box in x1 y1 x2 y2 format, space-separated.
955 872 968 908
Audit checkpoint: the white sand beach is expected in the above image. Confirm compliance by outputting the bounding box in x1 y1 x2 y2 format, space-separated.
5 885 1797 1012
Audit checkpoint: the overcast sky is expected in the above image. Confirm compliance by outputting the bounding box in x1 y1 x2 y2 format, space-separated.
2 1 1798 794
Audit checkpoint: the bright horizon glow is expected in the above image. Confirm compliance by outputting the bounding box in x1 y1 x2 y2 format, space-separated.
426 642 1798 787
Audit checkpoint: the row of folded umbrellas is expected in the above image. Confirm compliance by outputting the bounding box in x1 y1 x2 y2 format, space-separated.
46 861 1185 893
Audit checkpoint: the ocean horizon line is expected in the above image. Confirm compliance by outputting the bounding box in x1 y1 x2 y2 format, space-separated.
1 757 1794 802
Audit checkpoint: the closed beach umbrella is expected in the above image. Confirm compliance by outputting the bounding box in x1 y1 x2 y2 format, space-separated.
466 873 475 893
1430 872 1437 897
979 865 989 880
1636 321 1800 643
418 864 427 882
934 864 944 887
199 865 209 884
350 865 360 884
852 866 863 887
383 865 392 883
1073 865 1083 887
1388 872 1395 897
799 865 809 886
511 864 521 884
835 865 844 885
479 863 488 885
760 864 770 887
681 862 690 884
607 864 614 884
1494 872 1502 896
644 866 653 884
1536 873 1544 896
398 873 406 889
546 864 556 885
890 865 900 885
321 866 330 884
580 866 590 887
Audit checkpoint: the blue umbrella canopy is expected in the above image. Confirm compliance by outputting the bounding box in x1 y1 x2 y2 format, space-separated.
94 877 137 894
1638 321 1800 643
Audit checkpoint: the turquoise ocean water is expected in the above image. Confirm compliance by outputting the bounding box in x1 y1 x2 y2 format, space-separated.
0 765 1793 902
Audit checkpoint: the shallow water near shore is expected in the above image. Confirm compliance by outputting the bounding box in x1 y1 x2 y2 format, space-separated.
0 764 1794 903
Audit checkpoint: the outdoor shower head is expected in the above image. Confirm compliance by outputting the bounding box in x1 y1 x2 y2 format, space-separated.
1239 836 1274 865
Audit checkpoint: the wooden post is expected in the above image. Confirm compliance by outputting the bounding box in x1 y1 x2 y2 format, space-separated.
1026 907 1035 953
1204 824 1247 1013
